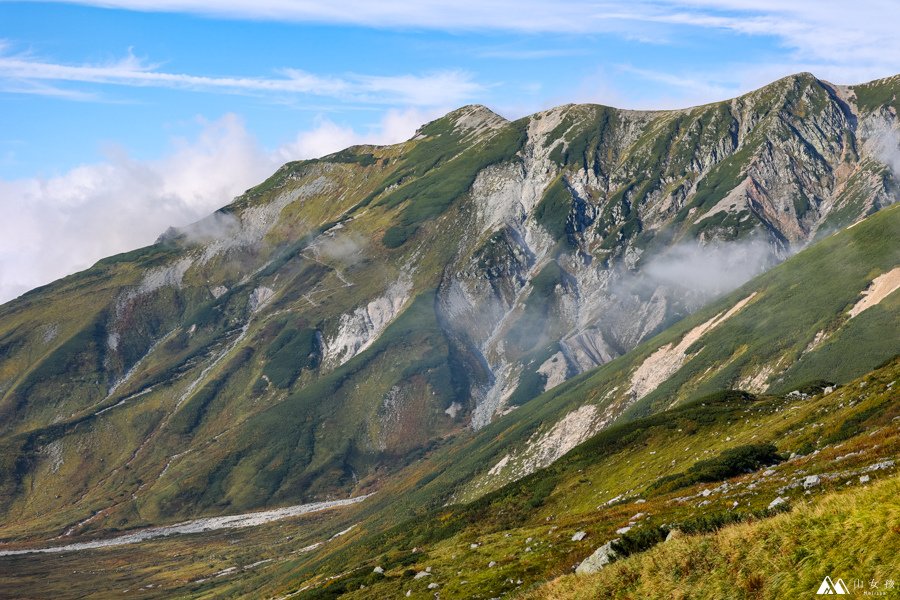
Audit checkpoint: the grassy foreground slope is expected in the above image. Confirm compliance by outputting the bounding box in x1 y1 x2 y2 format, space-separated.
527 473 900 599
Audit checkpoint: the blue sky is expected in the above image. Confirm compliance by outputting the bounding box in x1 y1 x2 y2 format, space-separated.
0 0 897 301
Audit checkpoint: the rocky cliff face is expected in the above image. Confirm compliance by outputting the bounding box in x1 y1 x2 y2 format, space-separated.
437 74 897 428
0 73 897 536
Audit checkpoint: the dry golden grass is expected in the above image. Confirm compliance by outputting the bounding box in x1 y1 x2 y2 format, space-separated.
525 473 900 599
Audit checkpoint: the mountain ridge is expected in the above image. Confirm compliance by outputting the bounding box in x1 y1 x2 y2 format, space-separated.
5 69 891 308
0 71 897 546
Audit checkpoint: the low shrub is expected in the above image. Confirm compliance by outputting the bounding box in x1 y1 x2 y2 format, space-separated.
649 443 782 494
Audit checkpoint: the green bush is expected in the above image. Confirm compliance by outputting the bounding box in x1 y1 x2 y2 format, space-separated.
382 225 418 249
679 501 791 535
528 477 556 508
649 443 782 494
611 525 670 557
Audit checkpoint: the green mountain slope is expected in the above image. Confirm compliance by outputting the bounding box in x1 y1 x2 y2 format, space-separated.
2 347 895 598
0 73 898 544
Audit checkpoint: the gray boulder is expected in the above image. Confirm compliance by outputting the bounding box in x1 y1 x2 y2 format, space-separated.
768 496 788 510
575 539 620 574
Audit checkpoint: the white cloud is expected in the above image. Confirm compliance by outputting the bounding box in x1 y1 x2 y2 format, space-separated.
0 46 483 106
28 1 898 90
277 107 444 161
643 1 899 81
0 109 434 303
15 1 624 31
3 3 895 113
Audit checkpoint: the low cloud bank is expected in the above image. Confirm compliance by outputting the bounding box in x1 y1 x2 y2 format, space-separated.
0 108 436 303
639 238 778 303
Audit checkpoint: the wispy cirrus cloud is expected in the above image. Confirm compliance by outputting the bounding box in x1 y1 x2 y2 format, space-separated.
647 1 898 73
476 47 589 60
0 44 484 106
29 0 898 83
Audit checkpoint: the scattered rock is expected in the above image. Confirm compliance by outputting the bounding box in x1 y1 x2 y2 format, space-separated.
373 566 384 574
859 475 870 484
604 494 624 506
803 475 821 489
488 561 496 568
768 496 788 510
414 571 431 579
630 512 646 521
571 531 587 541
575 540 620 574
470 543 479 549
865 460 894 472
634 498 646 504
427 582 439 589
664 529 679 542
615 526 632 535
